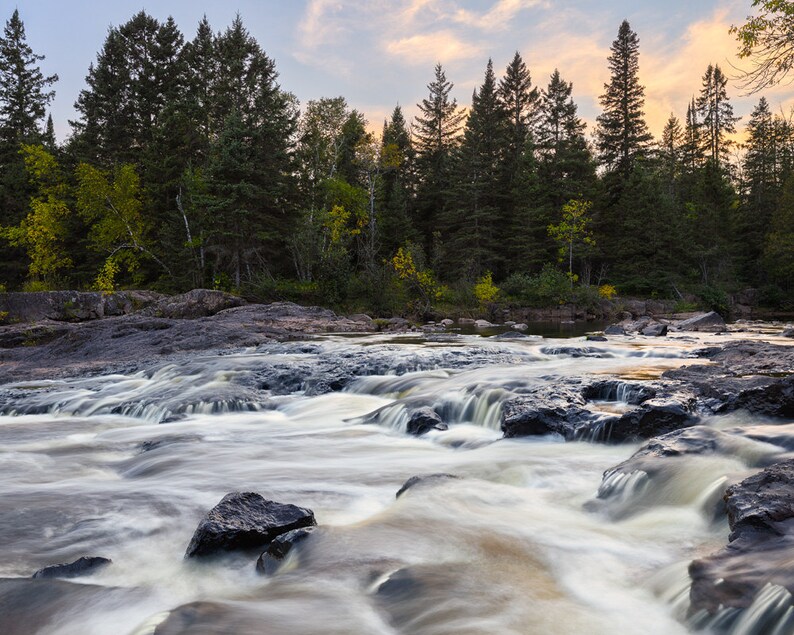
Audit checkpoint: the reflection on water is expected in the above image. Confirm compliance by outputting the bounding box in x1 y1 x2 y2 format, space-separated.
0 329 788 634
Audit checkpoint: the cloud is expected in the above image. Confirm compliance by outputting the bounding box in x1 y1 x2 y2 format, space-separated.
385 30 484 65
452 0 547 32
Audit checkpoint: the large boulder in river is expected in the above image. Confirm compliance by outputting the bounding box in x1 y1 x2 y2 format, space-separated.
689 459 794 615
184 492 316 558
406 407 448 435
675 311 725 332
255 526 316 575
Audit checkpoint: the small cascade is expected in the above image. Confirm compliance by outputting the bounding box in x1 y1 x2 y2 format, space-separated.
690 584 794 635
597 468 651 502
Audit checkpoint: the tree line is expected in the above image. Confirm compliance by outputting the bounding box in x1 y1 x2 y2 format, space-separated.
0 9 792 313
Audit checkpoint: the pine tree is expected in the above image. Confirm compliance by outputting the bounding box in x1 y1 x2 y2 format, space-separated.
660 113 683 193
595 20 652 176
413 63 465 252
696 64 739 169
498 52 537 188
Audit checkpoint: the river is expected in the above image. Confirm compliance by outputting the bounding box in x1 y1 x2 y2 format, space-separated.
0 328 788 634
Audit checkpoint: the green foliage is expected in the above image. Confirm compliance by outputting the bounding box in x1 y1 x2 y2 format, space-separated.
391 243 443 316
502 264 571 306
731 1 794 91
473 271 499 305
699 285 729 316
548 198 595 285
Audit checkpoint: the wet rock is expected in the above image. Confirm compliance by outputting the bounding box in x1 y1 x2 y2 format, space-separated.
689 459 794 615
396 473 461 498
619 316 652 333
184 492 316 558
594 399 696 443
782 328 794 338
541 346 604 358
440 319 454 327
474 319 494 328
586 335 608 342
255 526 316 575
512 323 529 331
582 380 656 405
675 311 726 332
604 325 626 335
406 407 448 436
0 321 71 348
501 389 592 439
32 556 111 579
641 323 668 337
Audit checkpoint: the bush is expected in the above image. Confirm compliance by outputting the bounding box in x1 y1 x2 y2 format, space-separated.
699 285 729 316
473 271 499 305
502 264 571 306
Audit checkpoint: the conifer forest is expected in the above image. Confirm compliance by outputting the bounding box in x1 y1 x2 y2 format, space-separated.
1 8 793 315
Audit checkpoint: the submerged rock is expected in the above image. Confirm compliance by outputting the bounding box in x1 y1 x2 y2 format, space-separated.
689 459 794 615
255 526 316 575
395 473 461 498
32 556 111 579
406 407 448 436
184 492 316 558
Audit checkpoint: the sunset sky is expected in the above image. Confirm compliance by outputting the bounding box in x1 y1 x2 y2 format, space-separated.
12 0 793 143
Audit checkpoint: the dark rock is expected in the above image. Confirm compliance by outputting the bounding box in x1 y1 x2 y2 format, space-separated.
582 380 656 405
395 473 460 498
783 328 794 338
604 324 626 335
32 556 111 579
495 331 529 339
689 459 794 615
501 389 592 439
406 407 448 435
675 311 726 332
641 323 668 337
586 335 608 342
255 527 316 575
540 346 604 358
593 399 696 443
184 492 316 558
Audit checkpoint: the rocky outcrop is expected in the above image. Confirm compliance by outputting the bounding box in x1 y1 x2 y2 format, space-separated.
689 459 794 615
0 290 162 323
32 556 111 579
140 289 245 319
184 492 316 558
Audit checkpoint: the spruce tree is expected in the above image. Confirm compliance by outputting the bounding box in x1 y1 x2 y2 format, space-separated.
379 105 414 255
595 20 652 176
0 9 57 142
682 98 704 174
413 63 465 253
696 64 739 169
443 59 505 278
498 52 537 188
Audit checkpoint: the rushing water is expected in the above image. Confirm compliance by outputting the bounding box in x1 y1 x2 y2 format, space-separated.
0 329 790 634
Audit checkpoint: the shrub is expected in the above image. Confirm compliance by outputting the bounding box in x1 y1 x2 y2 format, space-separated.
502 264 571 306
598 284 617 300
473 271 499 306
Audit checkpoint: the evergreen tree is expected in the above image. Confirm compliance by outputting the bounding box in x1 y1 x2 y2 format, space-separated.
379 105 414 255
595 20 652 176
443 59 505 278
682 98 704 173
498 52 537 189
660 113 683 194
696 64 739 169
413 63 465 253
0 9 57 286
0 9 57 142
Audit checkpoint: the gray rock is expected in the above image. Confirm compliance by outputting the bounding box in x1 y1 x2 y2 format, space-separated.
440 319 454 327
586 335 608 342
406 407 447 435
474 319 494 328
458 318 475 325
396 473 461 498
512 323 529 331
255 527 316 575
675 311 726 332
141 289 245 319
604 324 626 335
641 323 668 337
185 492 316 558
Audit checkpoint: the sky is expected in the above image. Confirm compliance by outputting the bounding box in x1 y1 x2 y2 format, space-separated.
11 0 794 144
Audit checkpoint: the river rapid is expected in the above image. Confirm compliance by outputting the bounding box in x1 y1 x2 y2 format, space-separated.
0 328 789 634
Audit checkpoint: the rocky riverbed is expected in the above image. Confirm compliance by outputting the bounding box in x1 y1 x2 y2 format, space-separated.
1 291 793 634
